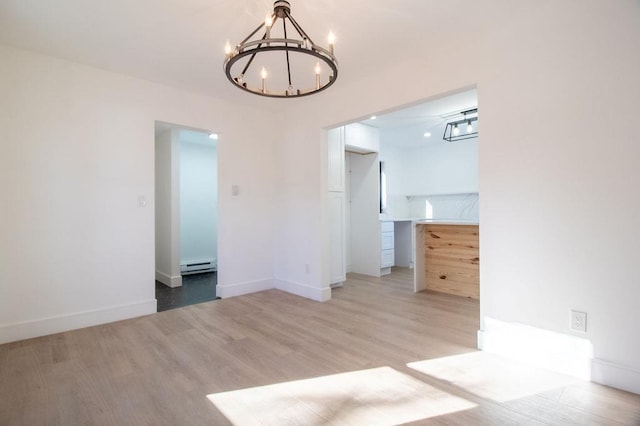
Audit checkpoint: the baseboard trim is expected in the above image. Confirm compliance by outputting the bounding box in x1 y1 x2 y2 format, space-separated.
155 271 182 288
275 280 331 302
592 358 640 395
0 299 157 345
478 317 594 380
216 279 274 299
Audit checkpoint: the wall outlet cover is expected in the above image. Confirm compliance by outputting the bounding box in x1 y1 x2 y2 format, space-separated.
571 310 587 333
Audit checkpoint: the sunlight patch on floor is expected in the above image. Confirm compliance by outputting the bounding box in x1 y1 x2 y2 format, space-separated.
207 366 476 425
408 351 583 403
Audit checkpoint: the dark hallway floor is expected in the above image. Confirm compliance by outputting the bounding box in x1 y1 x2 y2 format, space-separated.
155 271 219 312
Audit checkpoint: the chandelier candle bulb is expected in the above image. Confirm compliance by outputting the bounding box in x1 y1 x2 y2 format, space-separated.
328 31 336 54
224 41 232 57
265 14 273 39
315 62 321 90
261 67 267 93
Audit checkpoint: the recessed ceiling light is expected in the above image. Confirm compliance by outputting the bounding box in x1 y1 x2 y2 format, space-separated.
424 132 432 138
370 115 377 120
209 133 218 140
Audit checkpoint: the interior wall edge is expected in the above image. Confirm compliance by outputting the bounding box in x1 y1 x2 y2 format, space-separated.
0 299 157 345
473 316 640 396
155 271 183 288
216 278 275 299
274 279 332 302
591 358 640 396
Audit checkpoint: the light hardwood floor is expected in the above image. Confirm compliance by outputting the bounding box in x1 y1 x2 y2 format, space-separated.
1 268 639 425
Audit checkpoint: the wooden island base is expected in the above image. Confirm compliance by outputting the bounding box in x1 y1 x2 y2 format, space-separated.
415 223 479 299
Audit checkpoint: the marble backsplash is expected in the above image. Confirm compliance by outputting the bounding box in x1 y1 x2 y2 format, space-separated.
385 193 479 221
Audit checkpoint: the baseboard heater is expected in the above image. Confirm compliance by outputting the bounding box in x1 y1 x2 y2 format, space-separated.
180 259 216 275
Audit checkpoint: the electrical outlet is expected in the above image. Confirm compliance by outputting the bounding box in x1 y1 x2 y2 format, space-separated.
571 310 587 332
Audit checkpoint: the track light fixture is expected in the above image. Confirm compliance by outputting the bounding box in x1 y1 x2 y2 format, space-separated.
443 108 478 142
223 1 338 98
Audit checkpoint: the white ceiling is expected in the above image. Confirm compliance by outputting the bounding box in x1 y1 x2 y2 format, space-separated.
364 89 477 130
361 88 478 148
0 0 528 105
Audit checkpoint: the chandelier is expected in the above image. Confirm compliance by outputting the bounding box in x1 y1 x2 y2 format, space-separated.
223 1 338 98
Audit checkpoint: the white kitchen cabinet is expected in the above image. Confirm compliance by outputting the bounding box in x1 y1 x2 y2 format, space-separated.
328 192 346 285
327 127 345 192
380 220 394 274
381 249 395 268
328 127 346 287
344 123 380 154
328 122 381 287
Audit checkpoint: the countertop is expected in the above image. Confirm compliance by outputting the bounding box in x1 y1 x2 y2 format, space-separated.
415 219 479 225
380 217 479 225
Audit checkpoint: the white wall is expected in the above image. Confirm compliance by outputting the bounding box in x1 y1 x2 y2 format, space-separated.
272 118 332 302
0 44 278 343
179 134 218 267
275 1 640 394
349 153 381 277
380 123 478 219
381 125 479 195
155 128 182 287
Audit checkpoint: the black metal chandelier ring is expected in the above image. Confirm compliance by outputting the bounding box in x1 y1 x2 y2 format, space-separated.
224 44 338 98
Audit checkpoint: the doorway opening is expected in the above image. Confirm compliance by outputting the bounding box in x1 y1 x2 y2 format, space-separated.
327 88 479 301
154 122 219 311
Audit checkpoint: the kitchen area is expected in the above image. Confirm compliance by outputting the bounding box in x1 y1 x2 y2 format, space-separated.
328 89 479 300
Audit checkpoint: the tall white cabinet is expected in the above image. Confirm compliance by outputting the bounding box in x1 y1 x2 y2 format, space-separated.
328 123 383 287
328 127 345 192
328 127 346 286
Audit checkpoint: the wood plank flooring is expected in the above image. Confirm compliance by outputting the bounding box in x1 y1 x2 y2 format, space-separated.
1 268 639 425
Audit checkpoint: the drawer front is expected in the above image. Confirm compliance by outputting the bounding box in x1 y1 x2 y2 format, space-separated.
381 232 394 250
381 249 395 267
381 221 394 233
